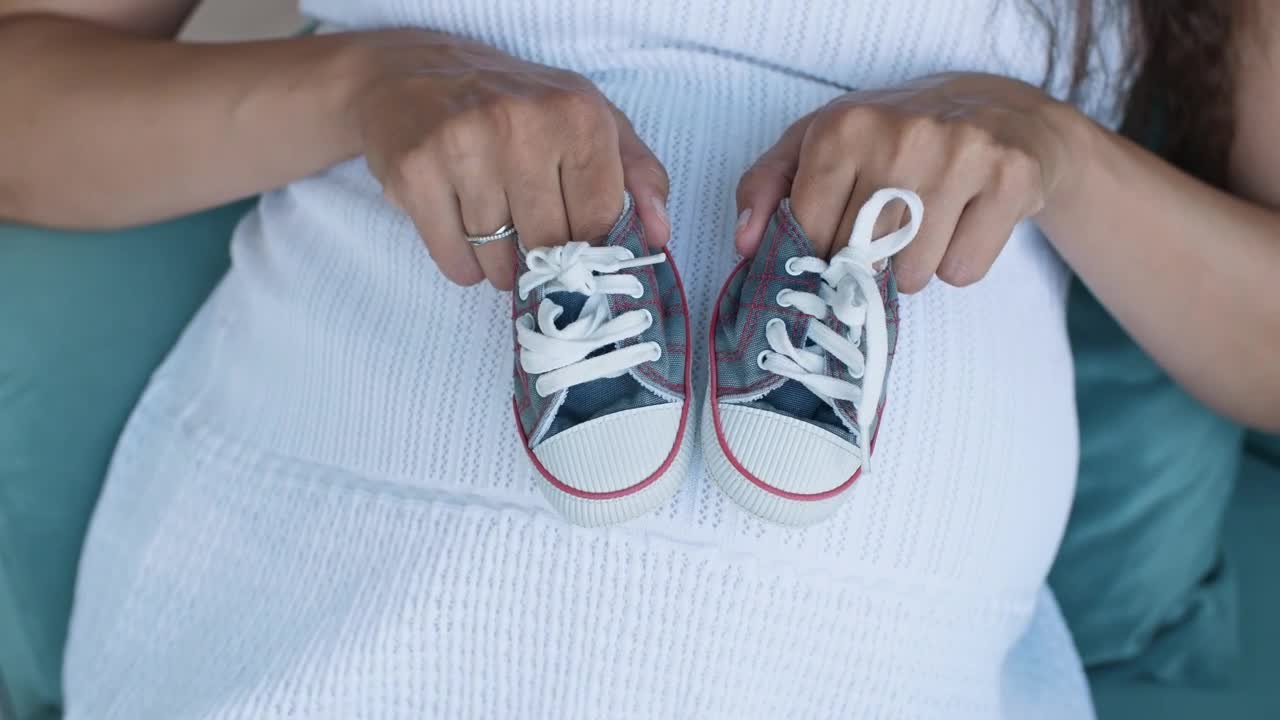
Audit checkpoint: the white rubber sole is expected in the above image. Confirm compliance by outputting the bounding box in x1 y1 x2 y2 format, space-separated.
535 418 692 527
700 393 855 526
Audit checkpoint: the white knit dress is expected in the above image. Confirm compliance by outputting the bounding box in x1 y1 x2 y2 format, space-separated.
64 2 1132 718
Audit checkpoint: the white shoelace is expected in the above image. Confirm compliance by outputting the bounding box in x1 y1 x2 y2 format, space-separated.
758 188 923 453
516 241 665 398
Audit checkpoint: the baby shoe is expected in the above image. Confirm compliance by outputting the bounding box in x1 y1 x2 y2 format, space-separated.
513 194 693 526
702 188 921 525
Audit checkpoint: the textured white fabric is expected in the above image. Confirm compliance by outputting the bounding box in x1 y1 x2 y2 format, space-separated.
64 1 1132 717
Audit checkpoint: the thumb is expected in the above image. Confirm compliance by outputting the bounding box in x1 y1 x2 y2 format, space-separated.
734 113 812 256
613 108 672 248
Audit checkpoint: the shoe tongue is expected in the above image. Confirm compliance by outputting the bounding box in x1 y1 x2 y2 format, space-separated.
547 290 588 329
746 201 860 442
766 379 825 420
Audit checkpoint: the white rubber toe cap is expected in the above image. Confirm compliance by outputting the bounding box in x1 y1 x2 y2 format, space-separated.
528 402 689 526
532 403 683 493
703 397 862 525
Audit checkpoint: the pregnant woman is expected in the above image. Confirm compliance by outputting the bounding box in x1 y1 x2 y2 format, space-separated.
3 0 1278 717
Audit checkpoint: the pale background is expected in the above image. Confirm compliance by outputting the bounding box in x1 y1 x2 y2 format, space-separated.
183 0 304 40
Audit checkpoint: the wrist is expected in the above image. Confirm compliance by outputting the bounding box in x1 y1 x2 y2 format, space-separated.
327 29 501 156
1036 99 1100 224
324 33 400 158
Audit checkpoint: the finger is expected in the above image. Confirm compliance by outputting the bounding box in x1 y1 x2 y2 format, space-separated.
935 153 1042 288
735 114 812 257
451 154 516 289
789 114 872 257
828 177 912 257
560 112 626 245
614 109 672 248
472 238 518 291
936 192 1024 288
506 158 572 252
402 180 485 287
460 198 517 292
891 193 968 294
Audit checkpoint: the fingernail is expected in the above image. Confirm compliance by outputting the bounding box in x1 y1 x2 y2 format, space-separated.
735 208 752 234
650 195 669 228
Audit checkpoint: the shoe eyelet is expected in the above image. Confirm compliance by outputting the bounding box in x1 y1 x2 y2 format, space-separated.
784 257 803 276
775 290 791 308
756 350 771 370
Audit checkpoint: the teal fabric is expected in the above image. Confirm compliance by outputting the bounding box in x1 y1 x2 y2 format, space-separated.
1247 431 1280 467
1090 451 1280 718
1051 279 1244 684
0 201 252 720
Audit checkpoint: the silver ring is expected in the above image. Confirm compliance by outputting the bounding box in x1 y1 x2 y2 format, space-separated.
465 223 518 247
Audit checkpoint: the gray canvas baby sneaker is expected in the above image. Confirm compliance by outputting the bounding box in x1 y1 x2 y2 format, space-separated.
703 188 921 525
512 194 692 527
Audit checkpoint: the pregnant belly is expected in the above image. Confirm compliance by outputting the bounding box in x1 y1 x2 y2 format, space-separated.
155 62 1078 607
72 386 1065 717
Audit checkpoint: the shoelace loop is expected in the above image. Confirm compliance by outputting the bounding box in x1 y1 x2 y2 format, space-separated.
758 188 923 459
517 240 665 398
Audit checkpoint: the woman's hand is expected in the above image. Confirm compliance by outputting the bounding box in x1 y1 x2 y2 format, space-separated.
735 73 1079 293
351 32 670 290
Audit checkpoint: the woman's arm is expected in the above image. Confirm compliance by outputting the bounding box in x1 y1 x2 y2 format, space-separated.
0 6 368 228
1037 7 1280 431
0 2 672 290
734 22 1280 431
1038 118 1280 431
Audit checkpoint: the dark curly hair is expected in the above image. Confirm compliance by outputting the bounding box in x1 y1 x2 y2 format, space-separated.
1065 0 1240 187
